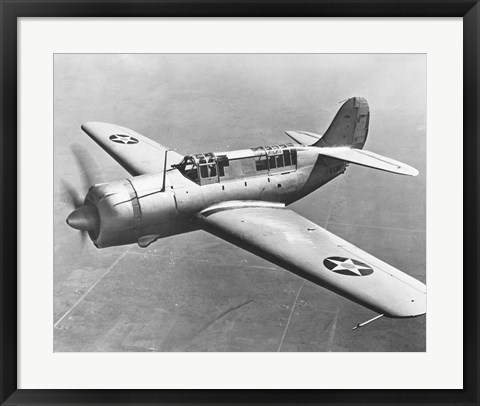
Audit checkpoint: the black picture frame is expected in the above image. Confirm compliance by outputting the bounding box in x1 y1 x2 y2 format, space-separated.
1 1 478 405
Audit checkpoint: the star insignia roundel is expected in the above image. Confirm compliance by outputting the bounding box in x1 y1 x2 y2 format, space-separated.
323 256 374 276
109 134 139 145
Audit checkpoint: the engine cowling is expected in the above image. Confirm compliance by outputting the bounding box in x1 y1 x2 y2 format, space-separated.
68 173 182 248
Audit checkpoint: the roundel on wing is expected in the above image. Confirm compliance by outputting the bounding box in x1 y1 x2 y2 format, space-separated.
323 256 374 276
109 134 139 145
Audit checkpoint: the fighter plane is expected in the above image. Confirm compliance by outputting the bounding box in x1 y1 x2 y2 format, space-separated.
65 97 426 329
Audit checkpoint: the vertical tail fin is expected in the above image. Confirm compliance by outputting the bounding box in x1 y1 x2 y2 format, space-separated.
315 97 370 149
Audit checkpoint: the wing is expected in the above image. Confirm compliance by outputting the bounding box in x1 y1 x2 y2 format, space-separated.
195 201 426 318
81 122 184 176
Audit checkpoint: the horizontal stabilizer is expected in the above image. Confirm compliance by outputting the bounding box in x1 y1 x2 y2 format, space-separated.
317 147 419 176
285 130 322 146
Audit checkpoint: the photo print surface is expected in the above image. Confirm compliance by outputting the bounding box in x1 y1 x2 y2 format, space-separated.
54 54 426 352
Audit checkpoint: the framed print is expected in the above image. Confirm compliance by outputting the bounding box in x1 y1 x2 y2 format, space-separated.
53 52 427 353
1 1 479 405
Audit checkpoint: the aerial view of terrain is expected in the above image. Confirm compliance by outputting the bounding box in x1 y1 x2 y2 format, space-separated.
53 54 426 352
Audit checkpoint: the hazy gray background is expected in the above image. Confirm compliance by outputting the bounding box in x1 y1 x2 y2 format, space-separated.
54 54 426 351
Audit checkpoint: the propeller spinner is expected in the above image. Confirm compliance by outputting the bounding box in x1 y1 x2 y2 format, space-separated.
66 204 99 232
62 143 104 246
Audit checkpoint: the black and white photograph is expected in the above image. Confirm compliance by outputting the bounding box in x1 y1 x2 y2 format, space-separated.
53 53 426 352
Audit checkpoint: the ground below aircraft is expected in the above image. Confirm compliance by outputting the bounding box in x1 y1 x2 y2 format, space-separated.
65 97 426 329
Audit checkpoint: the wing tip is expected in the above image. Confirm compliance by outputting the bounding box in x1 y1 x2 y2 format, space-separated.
81 121 100 137
400 166 419 177
81 121 111 134
384 293 426 318
80 122 90 133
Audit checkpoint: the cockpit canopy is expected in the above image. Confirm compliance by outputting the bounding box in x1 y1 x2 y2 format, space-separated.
173 143 298 185
174 153 220 184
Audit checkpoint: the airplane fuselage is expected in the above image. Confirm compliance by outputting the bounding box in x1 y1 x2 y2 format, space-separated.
84 145 346 248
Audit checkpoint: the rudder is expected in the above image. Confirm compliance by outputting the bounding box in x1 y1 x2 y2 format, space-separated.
315 97 369 149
